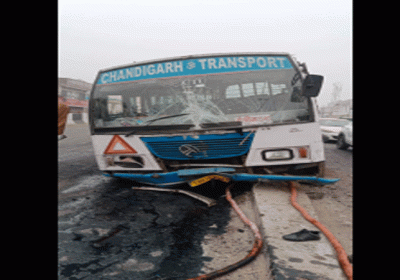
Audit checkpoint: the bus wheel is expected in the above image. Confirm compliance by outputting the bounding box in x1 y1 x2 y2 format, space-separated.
317 161 325 178
337 134 349 150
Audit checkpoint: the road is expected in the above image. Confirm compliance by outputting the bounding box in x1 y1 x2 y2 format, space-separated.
58 124 352 279
58 124 272 279
304 143 353 257
58 124 99 190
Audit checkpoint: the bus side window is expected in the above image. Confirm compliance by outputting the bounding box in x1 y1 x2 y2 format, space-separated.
107 95 123 115
150 96 156 105
226 84 240 99
242 83 255 97
271 83 287 95
256 82 270 95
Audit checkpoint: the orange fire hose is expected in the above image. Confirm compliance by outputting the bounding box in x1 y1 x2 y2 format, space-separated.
187 183 263 280
288 181 353 280
187 180 352 280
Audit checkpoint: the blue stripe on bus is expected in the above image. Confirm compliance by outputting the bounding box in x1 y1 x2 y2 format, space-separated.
97 55 293 85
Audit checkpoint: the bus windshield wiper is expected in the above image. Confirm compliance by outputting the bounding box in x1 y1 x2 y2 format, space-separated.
143 113 189 125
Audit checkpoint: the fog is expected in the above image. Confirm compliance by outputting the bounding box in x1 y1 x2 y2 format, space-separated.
58 0 352 106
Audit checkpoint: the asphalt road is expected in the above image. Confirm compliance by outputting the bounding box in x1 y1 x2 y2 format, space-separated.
58 124 352 279
58 124 99 190
58 124 272 280
304 142 353 257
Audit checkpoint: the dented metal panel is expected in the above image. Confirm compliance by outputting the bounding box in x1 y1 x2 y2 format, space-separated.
107 168 339 187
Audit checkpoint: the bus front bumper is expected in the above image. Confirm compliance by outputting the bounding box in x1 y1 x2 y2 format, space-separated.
104 167 339 187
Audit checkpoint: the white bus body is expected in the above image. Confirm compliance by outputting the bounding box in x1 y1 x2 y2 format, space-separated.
89 53 327 187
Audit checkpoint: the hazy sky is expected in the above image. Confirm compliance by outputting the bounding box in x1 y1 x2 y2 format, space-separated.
58 0 352 106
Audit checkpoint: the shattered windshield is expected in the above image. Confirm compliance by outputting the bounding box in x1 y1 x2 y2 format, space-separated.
91 55 311 130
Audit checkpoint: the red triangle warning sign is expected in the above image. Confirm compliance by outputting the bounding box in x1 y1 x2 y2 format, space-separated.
104 135 137 154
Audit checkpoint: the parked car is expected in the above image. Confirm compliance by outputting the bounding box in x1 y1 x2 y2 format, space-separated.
337 120 352 150
319 118 351 143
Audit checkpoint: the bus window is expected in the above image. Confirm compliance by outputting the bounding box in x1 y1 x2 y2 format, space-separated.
91 55 313 129
107 95 123 115
242 83 255 97
271 83 287 95
226 84 240 99
255 82 269 95
150 96 156 106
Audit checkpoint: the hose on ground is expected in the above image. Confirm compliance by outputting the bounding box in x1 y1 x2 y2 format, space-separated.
187 182 263 280
288 181 353 280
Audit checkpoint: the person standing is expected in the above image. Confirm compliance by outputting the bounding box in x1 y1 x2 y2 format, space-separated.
58 96 69 140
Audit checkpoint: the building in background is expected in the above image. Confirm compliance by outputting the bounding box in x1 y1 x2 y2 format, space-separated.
58 78 92 124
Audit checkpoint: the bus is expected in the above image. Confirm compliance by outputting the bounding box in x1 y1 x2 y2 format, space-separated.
89 53 334 187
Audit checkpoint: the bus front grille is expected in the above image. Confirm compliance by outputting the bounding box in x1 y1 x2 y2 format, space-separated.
140 132 254 161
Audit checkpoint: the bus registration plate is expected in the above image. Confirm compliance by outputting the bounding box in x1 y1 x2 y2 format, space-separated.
190 175 230 187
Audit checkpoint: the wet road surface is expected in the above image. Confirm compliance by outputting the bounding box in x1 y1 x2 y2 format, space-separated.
60 177 231 279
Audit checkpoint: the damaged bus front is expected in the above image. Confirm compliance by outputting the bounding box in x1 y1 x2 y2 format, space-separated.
89 53 337 187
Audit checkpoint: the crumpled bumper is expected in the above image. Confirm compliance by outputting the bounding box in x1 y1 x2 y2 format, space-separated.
104 167 339 187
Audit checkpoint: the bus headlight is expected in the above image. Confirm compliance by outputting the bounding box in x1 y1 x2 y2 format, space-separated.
262 149 293 161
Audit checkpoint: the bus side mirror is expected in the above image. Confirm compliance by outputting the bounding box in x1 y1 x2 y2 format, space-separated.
302 74 323 97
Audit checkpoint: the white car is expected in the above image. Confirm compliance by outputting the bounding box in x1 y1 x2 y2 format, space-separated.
337 120 352 150
319 118 351 143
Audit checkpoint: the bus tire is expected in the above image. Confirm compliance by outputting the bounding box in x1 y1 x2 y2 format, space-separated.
337 134 349 150
317 161 325 178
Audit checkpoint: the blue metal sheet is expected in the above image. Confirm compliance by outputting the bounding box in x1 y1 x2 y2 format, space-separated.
225 173 340 185
104 170 339 187
177 167 236 177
